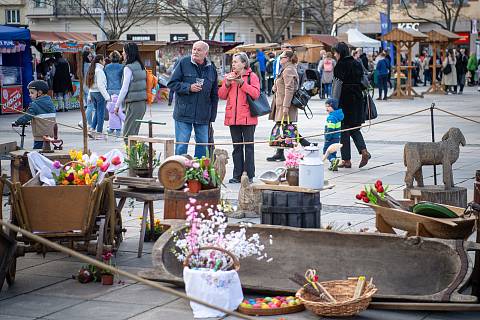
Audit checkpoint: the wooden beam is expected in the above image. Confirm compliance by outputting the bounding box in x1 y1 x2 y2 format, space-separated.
370 302 480 312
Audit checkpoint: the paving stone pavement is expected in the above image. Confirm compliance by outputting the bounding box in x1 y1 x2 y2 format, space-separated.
1 86 480 319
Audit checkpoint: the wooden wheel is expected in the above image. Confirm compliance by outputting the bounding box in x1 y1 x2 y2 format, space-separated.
5 256 16 285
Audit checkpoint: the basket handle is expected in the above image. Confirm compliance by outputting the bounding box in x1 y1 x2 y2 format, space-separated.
183 246 240 271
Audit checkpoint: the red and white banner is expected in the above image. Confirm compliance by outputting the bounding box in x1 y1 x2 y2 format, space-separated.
1 85 23 114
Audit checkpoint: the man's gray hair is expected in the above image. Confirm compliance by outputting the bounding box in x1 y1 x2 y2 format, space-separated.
194 40 209 52
233 52 249 68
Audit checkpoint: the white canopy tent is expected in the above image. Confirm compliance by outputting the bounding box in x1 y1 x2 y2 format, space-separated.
346 29 381 48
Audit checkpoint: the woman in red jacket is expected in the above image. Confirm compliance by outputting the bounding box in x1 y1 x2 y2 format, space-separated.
219 52 261 183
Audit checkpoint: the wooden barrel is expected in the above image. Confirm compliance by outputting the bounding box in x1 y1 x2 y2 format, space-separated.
158 155 187 190
164 188 221 220
260 190 321 228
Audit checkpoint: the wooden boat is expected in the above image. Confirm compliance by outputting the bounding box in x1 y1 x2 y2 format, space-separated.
367 200 476 240
139 219 479 303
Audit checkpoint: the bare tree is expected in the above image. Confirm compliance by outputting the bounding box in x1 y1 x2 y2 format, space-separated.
304 0 377 34
158 0 240 40
41 0 157 40
401 0 465 32
243 0 301 43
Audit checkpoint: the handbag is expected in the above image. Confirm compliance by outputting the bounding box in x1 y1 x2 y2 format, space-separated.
291 88 313 119
269 116 298 148
332 77 343 101
443 58 452 75
364 91 378 121
246 75 271 117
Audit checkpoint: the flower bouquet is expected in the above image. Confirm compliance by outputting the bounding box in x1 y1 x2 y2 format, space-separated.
355 180 390 204
172 198 271 318
285 148 303 186
184 157 221 193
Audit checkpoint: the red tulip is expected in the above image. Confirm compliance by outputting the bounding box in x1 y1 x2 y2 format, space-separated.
100 156 107 162
66 172 75 182
100 163 110 172
362 197 370 203
111 155 121 166
313 275 319 282
377 186 384 193
355 194 362 200
203 158 210 167
375 180 382 186
360 191 367 197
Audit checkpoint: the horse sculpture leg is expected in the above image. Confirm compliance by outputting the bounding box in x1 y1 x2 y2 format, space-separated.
443 161 453 189
414 166 424 187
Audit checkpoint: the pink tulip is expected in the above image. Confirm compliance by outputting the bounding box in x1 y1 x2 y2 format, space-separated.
52 160 61 169
111 156 121 166
100 163 110 172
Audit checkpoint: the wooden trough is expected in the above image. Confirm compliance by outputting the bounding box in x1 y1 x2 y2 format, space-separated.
140 220 478 303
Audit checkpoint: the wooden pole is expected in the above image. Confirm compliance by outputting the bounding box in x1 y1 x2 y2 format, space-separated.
473 170 480 297
76 53 88 155
396 41 401 97
407 42 413 97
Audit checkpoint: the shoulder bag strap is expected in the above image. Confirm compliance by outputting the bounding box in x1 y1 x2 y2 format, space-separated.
303 105 313 119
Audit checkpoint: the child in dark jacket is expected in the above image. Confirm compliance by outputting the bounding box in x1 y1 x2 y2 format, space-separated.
13 81 56 149
323 98 344 171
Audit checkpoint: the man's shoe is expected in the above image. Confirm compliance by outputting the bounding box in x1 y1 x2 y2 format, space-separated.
299 137 311 147
359 149 371 168
338 160 352 168
229 178 241 184
376 97 382 101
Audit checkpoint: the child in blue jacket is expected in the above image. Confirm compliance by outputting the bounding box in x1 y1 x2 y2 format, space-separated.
323 98 344 171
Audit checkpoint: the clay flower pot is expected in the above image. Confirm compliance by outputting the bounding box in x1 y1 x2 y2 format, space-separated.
187 180 202 193
286 168 299 186
132 167 151 178
101 274 114 285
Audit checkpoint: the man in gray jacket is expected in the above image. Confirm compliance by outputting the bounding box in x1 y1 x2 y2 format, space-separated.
168 41 218 158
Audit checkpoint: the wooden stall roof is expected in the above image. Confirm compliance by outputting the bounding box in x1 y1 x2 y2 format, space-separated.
96 40 166 52
167 40 243 53
226 43 279 54
31 31 96 43
426 29 461 43
286 34 338 47
381 28 428 42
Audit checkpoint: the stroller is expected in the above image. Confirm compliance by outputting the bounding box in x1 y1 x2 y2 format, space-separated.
302 69 321 97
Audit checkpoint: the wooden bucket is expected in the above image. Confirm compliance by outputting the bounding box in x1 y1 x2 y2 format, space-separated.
20 185 94 235
158 155 187 190
164 187 221 219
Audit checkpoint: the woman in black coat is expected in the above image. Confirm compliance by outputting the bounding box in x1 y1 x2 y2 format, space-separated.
332 42 371 168
52 52 73 112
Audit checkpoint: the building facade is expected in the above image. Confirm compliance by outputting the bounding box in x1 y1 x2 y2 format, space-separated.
25 0 308 44
334 0 479 53
1 0 27 26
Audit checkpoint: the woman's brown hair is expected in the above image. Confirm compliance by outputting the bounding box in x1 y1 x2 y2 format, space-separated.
283 50 298 64
85 54 104 88
109 50 121 63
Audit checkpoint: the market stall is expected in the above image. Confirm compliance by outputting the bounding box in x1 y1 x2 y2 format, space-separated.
381 28 428 99
0 26 33 114
286 35 338 64
31 31 96 110
225 43 279 54
424 29 461 95
338 29 381 51
95 40 167 76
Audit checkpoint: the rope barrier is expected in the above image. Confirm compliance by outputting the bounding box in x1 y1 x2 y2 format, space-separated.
4 102 478 148
0 219 256 320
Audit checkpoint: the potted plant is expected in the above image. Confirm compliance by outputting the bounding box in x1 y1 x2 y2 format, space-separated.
172 198 272 318
101 251 115 285
185 159 210 193
125 143 159 178
144 218 168 242
285 148 303 186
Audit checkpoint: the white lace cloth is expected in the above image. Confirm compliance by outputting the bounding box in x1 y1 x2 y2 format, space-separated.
183 267 243 318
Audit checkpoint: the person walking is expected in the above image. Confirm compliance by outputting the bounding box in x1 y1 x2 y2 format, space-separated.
319 52 336 99
375 52 389 100
249 53 262 83
256 49 267 93
267 51 299 162
266 52 275 96
467 53 478 86
168 41 218 158
86 54 110 140
333 42 371 169
79 48 94 130
219 52 260 183
422 52 431 86
167 57 179 106
455 48 468 94
104 50 124 95
115 43 147 143
52 52 73 112
317 50 327 99
442 49 457 94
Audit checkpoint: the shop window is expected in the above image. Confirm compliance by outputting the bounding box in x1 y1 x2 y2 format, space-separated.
34 0 46 8
220 32 235 42
5 10 20 25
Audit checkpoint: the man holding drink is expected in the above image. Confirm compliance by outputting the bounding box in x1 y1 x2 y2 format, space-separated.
168 41 219 158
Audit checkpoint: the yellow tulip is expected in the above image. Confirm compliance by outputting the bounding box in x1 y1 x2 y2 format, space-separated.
85 173 91 185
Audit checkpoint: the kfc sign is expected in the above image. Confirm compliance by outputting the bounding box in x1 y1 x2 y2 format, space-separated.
398 23 420 31
1 86 23 114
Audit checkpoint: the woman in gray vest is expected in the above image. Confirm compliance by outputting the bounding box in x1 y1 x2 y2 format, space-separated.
115 43 147 143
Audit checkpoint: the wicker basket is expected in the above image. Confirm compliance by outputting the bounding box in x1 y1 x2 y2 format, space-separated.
295 279 377 317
